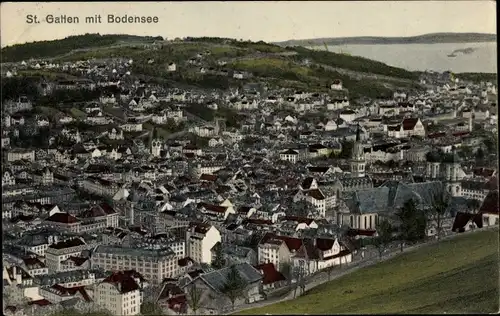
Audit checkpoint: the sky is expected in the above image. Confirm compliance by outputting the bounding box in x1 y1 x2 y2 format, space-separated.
0 1 497 47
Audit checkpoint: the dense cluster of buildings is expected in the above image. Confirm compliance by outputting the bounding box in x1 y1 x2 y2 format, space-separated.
2 48 498 316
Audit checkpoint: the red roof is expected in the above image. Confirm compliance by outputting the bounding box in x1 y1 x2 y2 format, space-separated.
200 174 217 182
347 229 376 237
315 238 335 251
102 271 140 294
46 212 79 224
473 168 496 178
402 118 419 130
305 189 325 200
479 190 499 215
67 256 89 266
49 238 85 250
452 212 483 232
177 257 194 267
261 233 303 251
323 249 352 261
28 299 52 306
427 132 446 139
50 284 92 302
452 131 470 137
200 203 227 213
254 263 286 285
192 222 212 234
283 216 315 225
99 202 116 215
167 294 188 312
244 218 272 225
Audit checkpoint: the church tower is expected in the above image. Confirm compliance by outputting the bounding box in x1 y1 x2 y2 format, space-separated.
444 147 462 197
350 125 366 178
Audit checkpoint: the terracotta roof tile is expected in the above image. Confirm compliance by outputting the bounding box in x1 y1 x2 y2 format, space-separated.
254 263 286 285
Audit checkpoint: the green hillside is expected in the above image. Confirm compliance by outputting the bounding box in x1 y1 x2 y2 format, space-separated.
1 35 424 98
1 33 162 62
238 229 499 315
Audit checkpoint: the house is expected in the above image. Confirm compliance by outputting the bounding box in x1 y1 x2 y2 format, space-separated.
156 281 188 314
167 63 177 72
45 238 89 273
257 238 291 270
254 263 287 291
479 190 499 227
7 149 36 162
32 167 54 186
94 271 143 316
293 189 327 217
182 263 263 313
291 238 352 276
401 117 426 137
331 79 343 91
279 149 300 164
185 223 221 264
451 211 483 233
78 203 120 233
339 109 357 123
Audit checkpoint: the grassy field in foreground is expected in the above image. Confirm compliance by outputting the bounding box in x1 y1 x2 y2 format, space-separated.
238 229 499 315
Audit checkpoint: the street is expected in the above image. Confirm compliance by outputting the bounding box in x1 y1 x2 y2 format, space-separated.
230 227 498 315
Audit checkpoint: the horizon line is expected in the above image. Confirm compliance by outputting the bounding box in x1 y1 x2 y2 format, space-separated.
2 31 497 49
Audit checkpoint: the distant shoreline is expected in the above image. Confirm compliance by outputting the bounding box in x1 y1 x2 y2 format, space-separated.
309 41 495 47
275 33 497 47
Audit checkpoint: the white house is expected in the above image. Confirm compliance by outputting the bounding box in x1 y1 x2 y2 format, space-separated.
167 63 177 72
279 149 300 164
94 271 142 316
185 223 221 264
331 79 343 91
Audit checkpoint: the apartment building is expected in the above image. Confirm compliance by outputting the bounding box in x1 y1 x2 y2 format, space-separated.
7 148 36 162
185 223 221 264
78 203 120 233
94 271 142 316
45 238 89 273
91 245 178 282
257 238 291 270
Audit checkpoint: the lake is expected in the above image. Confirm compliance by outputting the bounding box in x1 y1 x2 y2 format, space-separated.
312 42 497 73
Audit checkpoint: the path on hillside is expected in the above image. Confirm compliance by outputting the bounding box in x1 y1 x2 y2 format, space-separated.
230 227 498 315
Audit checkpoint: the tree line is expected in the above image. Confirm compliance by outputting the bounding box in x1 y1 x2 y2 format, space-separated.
1 33 162 62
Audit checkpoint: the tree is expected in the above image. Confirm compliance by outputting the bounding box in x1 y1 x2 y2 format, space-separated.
211 242 226 269
429 190 451 241
466 199 481 214
140 301 165 316
279 262 293 285
483 137 496 153
221 265 247 310
324 264 336 281
475 148 485 160
339 140 354 159
295 264 307 297
372 219 393 259
395 199 428 249
187 282 203 315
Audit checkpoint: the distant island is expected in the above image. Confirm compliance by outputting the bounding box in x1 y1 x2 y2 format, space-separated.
447 47 477 58
275 32 497 47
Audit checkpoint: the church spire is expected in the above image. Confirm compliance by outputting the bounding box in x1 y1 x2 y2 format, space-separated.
356 124 361 142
